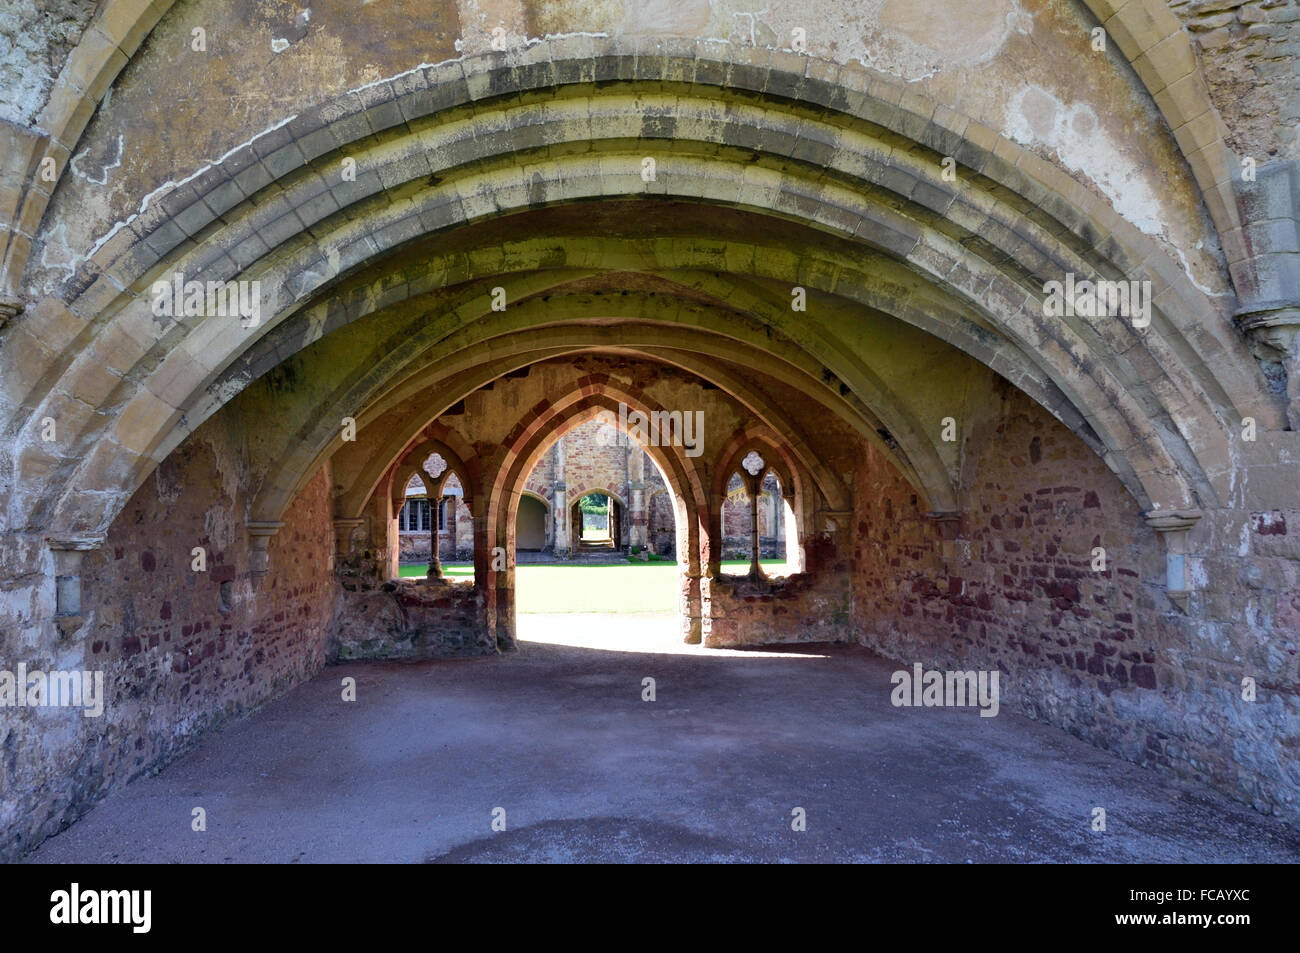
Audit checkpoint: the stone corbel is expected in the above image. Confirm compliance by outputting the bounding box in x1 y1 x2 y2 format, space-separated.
48 536 102 632
333 517 365 553
1238 309 1300 429
0 294 24 330
1143 509 1203 611
332 518 366 569
819 509 853 534
246 521 285 576
927 511 964 561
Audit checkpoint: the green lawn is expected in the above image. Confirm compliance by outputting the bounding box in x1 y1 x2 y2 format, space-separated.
399 562 473 578
397 560 785 613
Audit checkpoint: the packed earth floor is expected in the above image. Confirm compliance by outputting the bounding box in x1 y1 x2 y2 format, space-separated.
27 610 1300 864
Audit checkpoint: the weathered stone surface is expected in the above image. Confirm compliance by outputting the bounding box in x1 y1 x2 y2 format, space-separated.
2 0 1298 861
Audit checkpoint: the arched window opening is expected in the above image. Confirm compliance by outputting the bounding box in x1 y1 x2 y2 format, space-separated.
578 492 611 543
397 474 430 566
720 471 752 575
760 469 788 578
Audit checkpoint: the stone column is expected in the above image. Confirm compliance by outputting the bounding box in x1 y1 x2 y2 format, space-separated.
427 497 443 580
628 448 647 551
332 517 365 568
747 477 761 576
553 483 569 555
1241 312 1300 429
474 508 512 653
552 436 569 556
445 497 457 560
48 537 100 633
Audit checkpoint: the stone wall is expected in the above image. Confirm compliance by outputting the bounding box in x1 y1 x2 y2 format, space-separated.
1170 0 1300 158
330 580 487 660
518 416 677 554
706 566 853 647
0 420 339 861
647 490 676 556
852 384 1300 822
560 420 633 504
0 0 97 126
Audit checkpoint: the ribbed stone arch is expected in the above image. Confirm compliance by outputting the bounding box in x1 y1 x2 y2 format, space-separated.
278 326 860 530
227 215 1254 480
517 489 551 512
485 381 713 647
388 438 477 516
1079 0 1242 256
8 59 1257 550
246 248 1188 530
2 7 1238 304
338 422 480 523
256 268 947 507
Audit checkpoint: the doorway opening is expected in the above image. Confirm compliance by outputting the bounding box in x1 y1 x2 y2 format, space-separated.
573 492 620 550
511 416 682 646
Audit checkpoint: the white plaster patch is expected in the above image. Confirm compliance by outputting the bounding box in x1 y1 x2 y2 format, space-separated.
294 247 342 302
1188 556 1210 592
204 502 236 550
37 222 78 281
0 0 97 127
1174 246 1232 298
625 0 713 35
70 133 123 186
1005 85 1165 237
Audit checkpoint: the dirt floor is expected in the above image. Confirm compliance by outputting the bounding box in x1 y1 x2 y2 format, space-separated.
26 615 1300 863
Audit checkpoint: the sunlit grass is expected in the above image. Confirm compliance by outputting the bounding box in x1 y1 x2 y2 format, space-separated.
396 560 785 613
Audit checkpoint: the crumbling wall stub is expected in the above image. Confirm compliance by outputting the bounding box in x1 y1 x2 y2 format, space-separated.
330 580 487 660
705 558 854 648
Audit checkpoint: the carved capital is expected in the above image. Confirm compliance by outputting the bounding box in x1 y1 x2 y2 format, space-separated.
1142 509 1203 536
1238 307 1300 357
246 521 285 575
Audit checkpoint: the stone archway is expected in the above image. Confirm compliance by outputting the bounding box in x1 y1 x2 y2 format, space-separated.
516 492 549 552
3 7 1299 863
